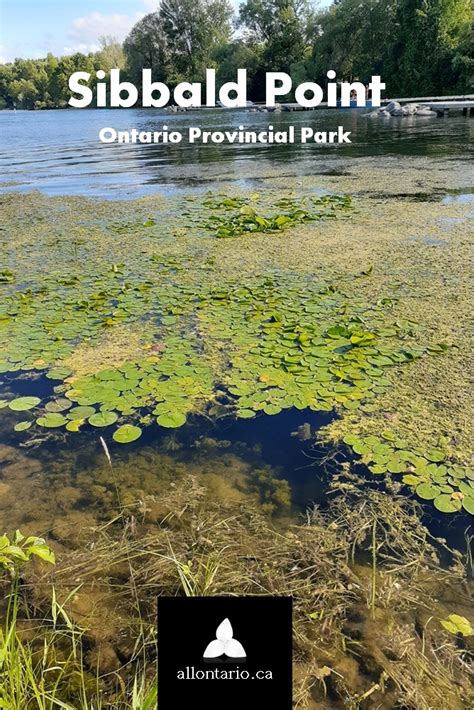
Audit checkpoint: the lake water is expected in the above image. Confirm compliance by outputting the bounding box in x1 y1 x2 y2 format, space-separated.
0 107 473 548
1 107 473 198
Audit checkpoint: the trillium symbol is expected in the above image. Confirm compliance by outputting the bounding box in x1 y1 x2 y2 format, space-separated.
203 618 246 659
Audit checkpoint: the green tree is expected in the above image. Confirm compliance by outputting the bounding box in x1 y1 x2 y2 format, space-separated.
123 12 170 84
311 0 397 83
160 0 233 80
239 0 315 74
388 0 473 95
214 39 265 98
8 78 39 109
95 36 125 72
124 0 233 87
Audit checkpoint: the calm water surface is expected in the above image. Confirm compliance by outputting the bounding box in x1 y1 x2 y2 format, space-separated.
1 107 473 198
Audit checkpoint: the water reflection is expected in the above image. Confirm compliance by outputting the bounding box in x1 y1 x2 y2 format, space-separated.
0 108 472 198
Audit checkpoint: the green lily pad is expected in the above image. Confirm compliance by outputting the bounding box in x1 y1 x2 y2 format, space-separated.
66 419 83 432
369 464 387 474
36 413 68 428
67 406 96 420
458 481 474 496
462 497 474 515
440 614 473 636
157 412 187 428
14 421 32 432
425 448 446 463
386 459 405 474
46 367 73 380
416 483 440 500
89 411 118 427
433 494 462 513
403 474 421 486
9 396 41 411
113 424 142 444
263 404 282 415
236 409 256 419
45 398 72 413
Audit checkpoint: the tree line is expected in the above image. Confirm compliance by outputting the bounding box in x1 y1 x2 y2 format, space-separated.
1 0 472 110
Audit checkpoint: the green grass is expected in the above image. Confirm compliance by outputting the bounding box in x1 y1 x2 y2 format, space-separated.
0 534 157 710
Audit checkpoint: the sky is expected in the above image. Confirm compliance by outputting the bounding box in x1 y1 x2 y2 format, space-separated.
0 0 332 64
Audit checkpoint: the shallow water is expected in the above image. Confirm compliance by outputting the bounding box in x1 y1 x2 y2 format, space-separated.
0 107 473 198
1 108 473 551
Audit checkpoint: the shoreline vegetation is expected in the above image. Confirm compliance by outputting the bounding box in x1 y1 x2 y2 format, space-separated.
0 0 473 111
1 153 473 706
1 472 473 709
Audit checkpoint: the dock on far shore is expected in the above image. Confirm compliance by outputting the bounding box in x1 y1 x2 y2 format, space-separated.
254 95 474 116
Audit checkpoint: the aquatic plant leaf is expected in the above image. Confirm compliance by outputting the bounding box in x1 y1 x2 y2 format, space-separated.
440 614 473 636
402 475 420 486
113 424 142 443
36 413 68 428
369 464 387 474
14 421 32 432
157 412 187 428
45 398 72 413
9 397 41 411
416 483 440 500
67 406 96 420
433 494 462 513
46 367 73 380
66 419 84 432
462 497 474 515
237 409 256 419
88 411 118 427
425 448 446 462
386 459 405 474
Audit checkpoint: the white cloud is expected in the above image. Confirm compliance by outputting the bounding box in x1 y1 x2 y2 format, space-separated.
65 10 144 53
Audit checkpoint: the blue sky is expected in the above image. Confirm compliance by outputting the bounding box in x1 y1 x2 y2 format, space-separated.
0 0 332 63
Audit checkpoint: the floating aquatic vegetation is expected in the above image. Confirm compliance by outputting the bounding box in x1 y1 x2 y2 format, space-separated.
0 192 470 515
343 431 474 514
113 424 142 444
440 614 474 637
201 193 353 238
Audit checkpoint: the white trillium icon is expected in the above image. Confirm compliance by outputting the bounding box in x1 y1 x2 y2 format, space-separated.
203 618 246 659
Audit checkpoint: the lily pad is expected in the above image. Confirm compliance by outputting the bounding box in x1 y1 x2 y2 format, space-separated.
440 614 473 636
14 421 32 432
46 367 73 380
462 497 474 515
113 424 142 444
36 413 68 428
416 483 440 500
9 396 41 411
89 411 118 427
67 406 96 420
425 448 446 463
45 398 73 413
433 494 462 514
66 419 83 432
236 409 256 419
157 412 187 428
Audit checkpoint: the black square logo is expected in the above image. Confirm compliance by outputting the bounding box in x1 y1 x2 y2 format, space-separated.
157 596 292 709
